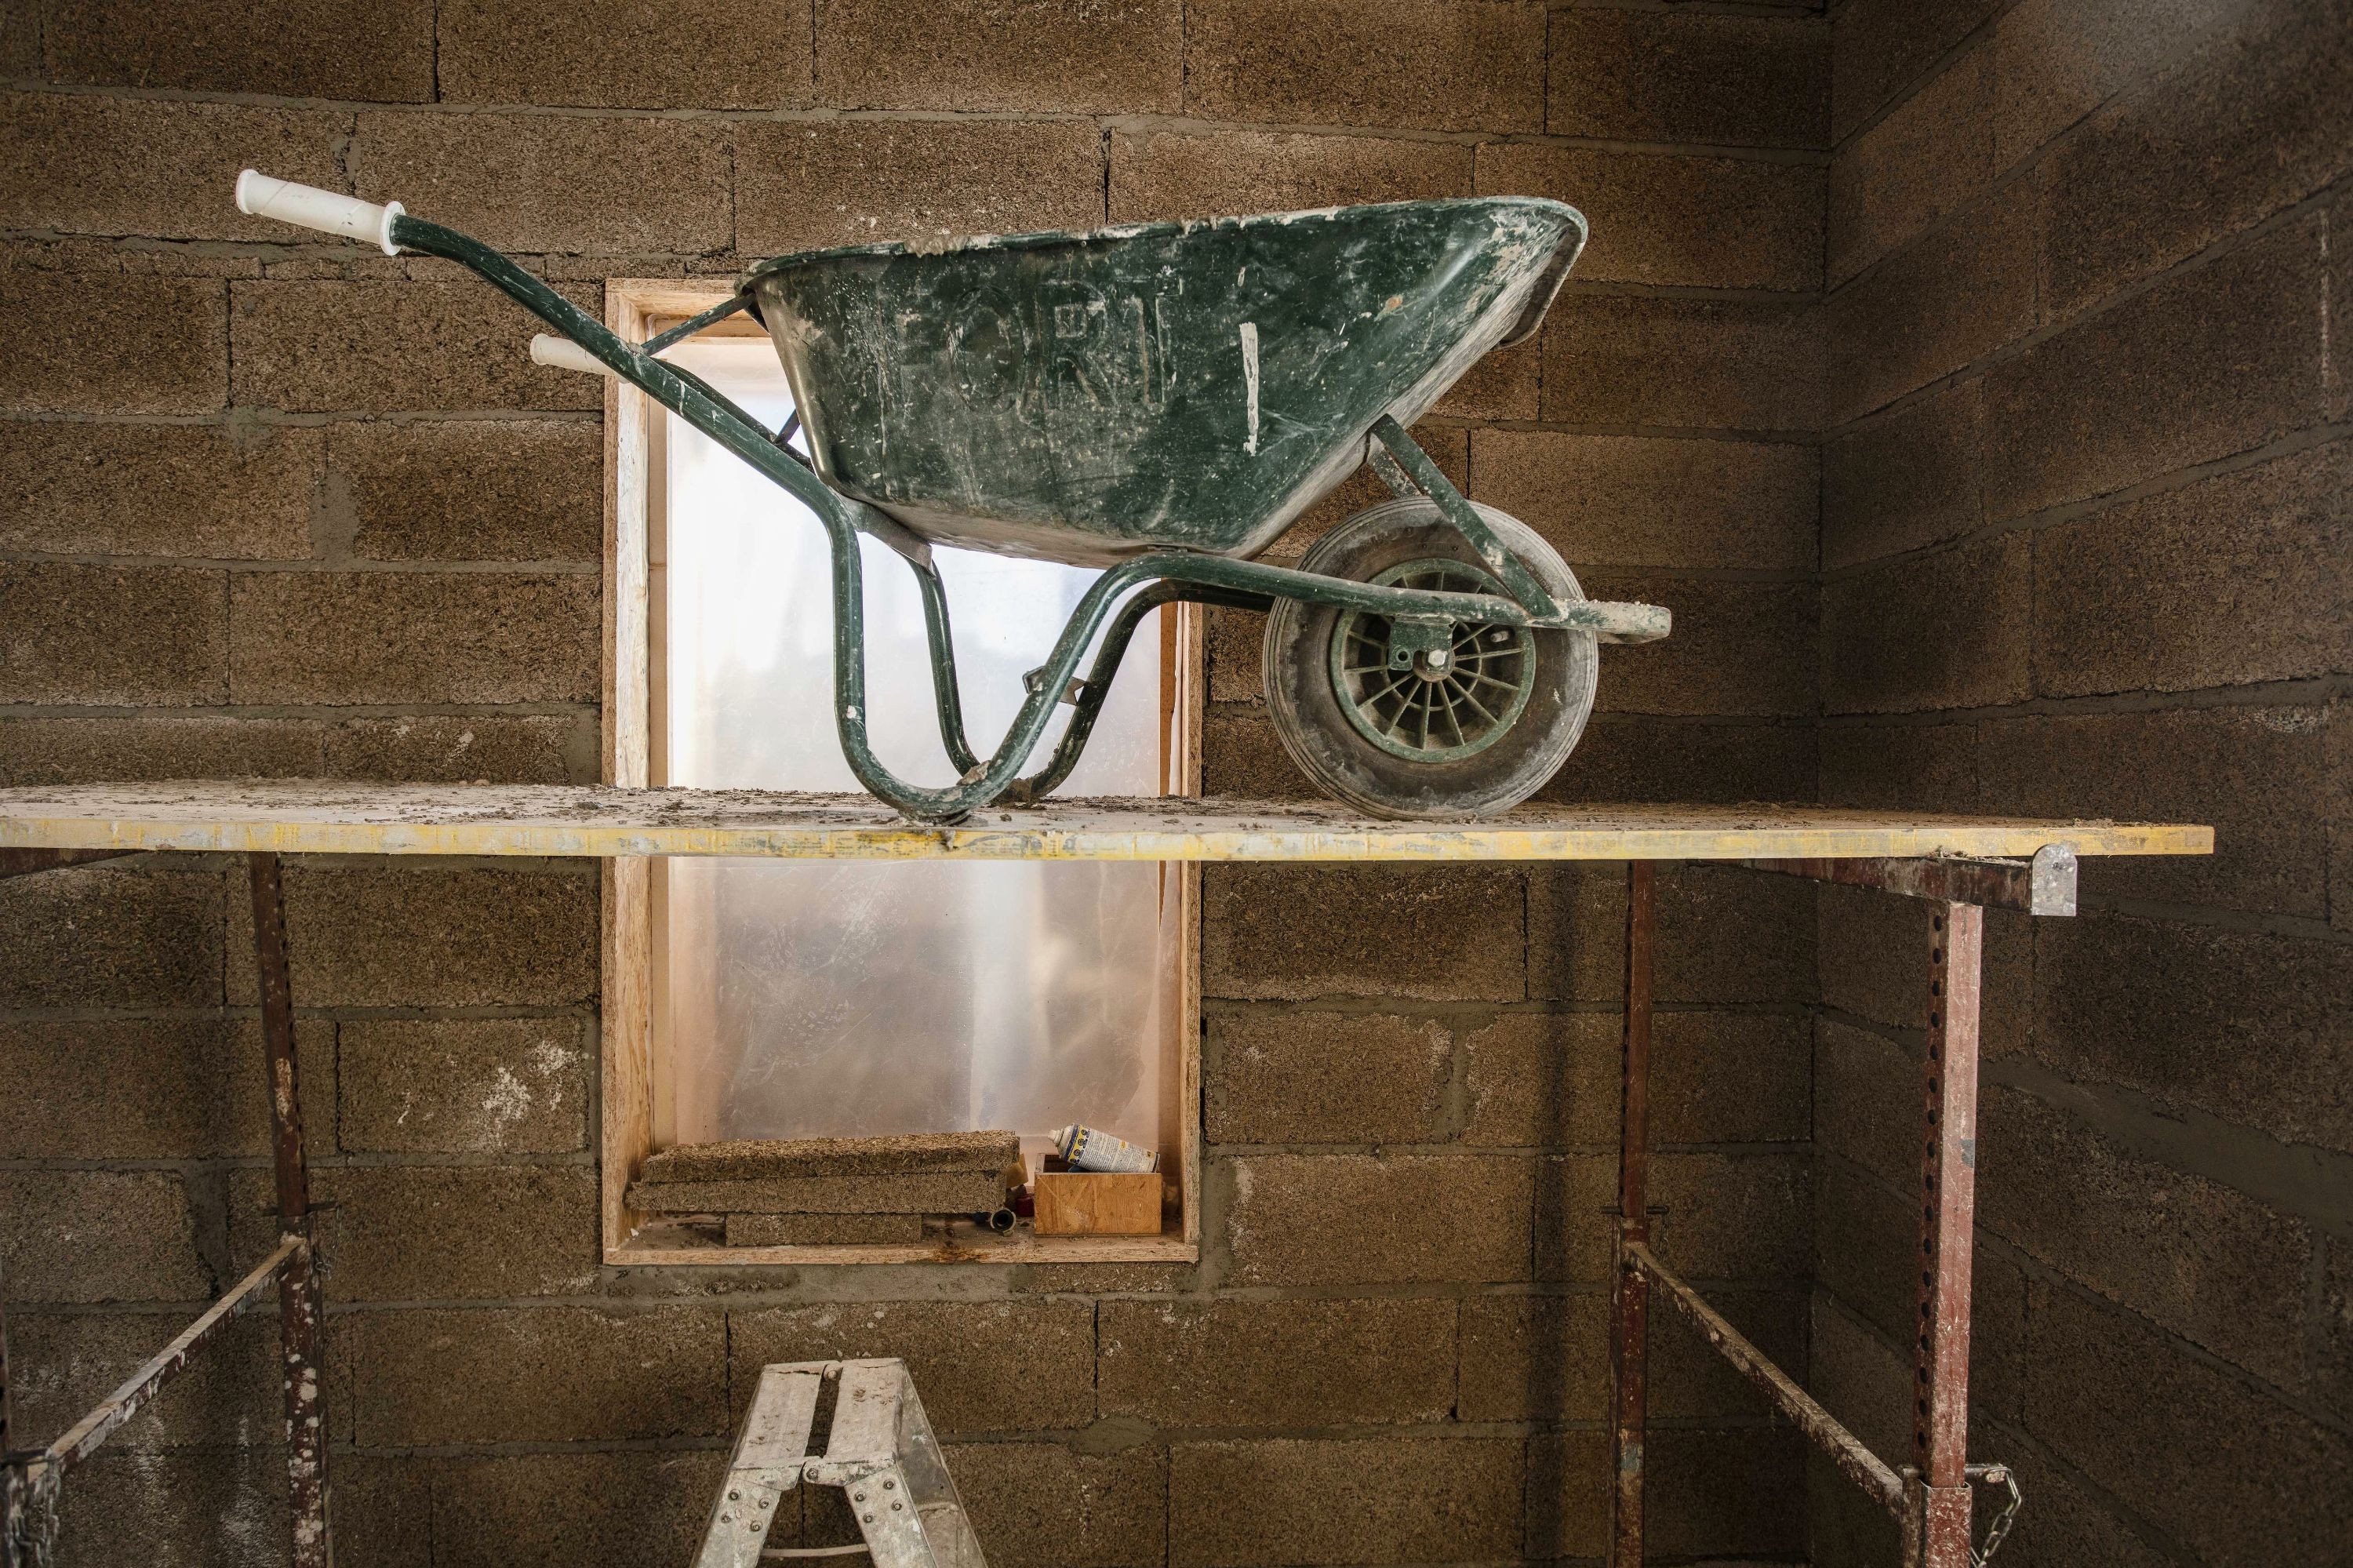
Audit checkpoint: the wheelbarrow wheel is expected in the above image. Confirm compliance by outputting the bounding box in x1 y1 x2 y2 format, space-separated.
1263 497 1598 818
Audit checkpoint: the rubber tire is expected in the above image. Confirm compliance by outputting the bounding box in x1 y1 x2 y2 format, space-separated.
1263 497 1598 818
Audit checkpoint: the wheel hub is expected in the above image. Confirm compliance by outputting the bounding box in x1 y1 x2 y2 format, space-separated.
1330 558 1537 762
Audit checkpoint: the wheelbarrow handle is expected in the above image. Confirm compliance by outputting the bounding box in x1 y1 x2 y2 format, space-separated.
235 170 402 256
529 333 611 377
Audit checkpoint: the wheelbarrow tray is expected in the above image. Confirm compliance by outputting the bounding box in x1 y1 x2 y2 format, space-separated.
743 197 1584 567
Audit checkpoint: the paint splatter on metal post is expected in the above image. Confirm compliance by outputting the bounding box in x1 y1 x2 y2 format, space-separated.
1609 860 1655 1568
1907 900 1982 1568
249 853 331 1568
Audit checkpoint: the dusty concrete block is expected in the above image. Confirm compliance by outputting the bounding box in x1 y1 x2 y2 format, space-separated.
1531 1425 1805 1559
1821 533 2031 715
1204 1011 1450 1144
1537 1151 1809 1283
1183 0 1543 134
0 561 228 705
330 420 602 563
729 1301 1094 1435
0 1170 209 1304
349 1305 728 1446
1830 0 2002 141
228 570 598 705
1515 857 1628 1002
1658 863 1820 1007
1221 1152 1533 1286
1983 216 2326 520
1548 7 1827 147
2036 912 2353 1155
2031 440 2352 697
1828 48 1991 284
1201 711 1310 802
0 420 320 559
1817 720 1978 813
629 1170 1006 1214
425 1450 727 1568
1808 1290 1911 1468
311 1164 598 1301
1435 337 1538 420
0 93 350 243
2319 1246 2353 1420
354 114 732 256
1980 1085 2312 1390
1821 379 1980 569
44 0 433 99
0 1017 330 1161
942 1443 1166 1568
1204 605 1265 705
5 1309 278 1450
1456 1293 1609 1423
1169 1435 1522 1566
1541 292 1819 432
325 714 585 784
1811 1017 1918 1194
1098 1297 1457 1428
1460 1012 1616 1148
229 861 598 1009
1580 573 1817 719
1825 191 2036 426
1478 144 1822 293
1955 1428 2174 1568
1811 1156 1915 1342
1201 863 1526 1002
1109 127 1471 224
736 120 1103 254
1979 705 2335 917
339 1017 588 1155
725 1212 926 1245
2040 3 2353 317
1470 431 1817 573
818 0 1181 114
438 0 811 108
1817 880 2032 1060
1538 715 1817 809
0 715 318 787
1463 1010 1809 1148
2024 1283 2353 1563
0 864 224 1009
1988 0 2224 170
230 280 602 414
52 1448 295 1568
0 271 224 414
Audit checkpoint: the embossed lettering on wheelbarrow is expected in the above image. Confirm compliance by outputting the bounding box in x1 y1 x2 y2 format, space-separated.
232 175 1670 823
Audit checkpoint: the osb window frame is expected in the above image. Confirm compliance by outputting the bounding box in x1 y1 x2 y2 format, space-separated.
599 280 1203 1267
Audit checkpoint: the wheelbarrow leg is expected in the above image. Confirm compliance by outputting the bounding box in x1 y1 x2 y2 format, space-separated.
1368 415 1560 619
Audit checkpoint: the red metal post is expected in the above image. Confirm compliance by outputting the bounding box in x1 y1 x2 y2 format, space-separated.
1910 900 1982 1568
248 853 331 1568
1609 860 1655 1568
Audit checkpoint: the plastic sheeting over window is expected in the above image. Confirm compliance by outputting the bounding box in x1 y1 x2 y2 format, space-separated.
656 340 1173 1152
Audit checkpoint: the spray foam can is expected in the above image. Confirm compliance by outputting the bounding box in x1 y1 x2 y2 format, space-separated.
1050 1123 1158 1173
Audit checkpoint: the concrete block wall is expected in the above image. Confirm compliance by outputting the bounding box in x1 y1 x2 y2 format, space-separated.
0 4 1831 1566
1808 1 2353 1562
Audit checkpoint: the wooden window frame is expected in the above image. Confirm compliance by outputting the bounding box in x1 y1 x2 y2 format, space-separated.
598 281 1202 1265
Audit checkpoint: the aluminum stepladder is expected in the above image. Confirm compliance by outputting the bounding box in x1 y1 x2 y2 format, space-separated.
694 1359 985 1568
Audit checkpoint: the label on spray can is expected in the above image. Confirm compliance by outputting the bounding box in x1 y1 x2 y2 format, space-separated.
1051 1123 1158 1173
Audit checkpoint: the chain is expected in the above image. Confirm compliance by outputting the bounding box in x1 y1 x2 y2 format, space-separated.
1969 1464 2024 1566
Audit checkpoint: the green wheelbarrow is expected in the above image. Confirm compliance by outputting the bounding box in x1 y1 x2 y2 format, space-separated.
235 173 1669 823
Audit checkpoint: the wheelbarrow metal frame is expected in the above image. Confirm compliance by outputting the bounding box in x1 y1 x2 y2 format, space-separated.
384 212 1665 822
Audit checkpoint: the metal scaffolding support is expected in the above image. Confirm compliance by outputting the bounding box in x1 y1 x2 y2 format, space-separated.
1 852 331 1568
1605 852 2062 1568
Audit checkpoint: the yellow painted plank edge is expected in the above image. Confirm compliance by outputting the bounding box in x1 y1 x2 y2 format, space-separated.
0 813 2213 861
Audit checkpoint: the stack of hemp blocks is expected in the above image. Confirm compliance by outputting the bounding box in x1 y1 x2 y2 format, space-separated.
624 1130 1022 1245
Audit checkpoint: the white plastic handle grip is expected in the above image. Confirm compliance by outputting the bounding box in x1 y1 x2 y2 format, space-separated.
529 334 615 377
235 169 403 256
